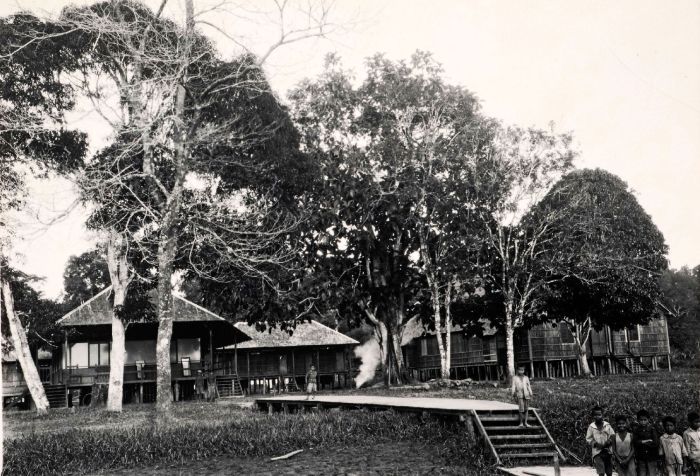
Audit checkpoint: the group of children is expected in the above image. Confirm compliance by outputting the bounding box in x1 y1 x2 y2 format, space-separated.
586 407 700 476
509 366 699 476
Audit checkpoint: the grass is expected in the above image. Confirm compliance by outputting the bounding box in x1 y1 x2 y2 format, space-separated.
3 404 492 475
3 368 697 474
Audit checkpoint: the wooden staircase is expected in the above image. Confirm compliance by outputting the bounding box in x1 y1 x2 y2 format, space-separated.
43 383 67 408
472 409 564 466
612 354 650 374
216 374 244 397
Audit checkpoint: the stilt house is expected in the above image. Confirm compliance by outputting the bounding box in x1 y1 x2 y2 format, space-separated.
401 316 671 381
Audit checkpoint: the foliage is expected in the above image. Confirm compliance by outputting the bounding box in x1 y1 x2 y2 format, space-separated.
62 249 111 309
534 169 668 331
0 261 63 353
659 266 700 360
3 407 489 475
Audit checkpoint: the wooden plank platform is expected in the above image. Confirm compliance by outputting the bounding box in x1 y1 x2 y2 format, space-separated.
255 395 519 413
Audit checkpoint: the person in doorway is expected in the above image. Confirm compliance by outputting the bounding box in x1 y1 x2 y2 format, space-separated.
609 414 635 476
632 409 660 476
305 365 318 400
683 411 700 476
586 406 615 476
659 416 687 476
510 365 533 427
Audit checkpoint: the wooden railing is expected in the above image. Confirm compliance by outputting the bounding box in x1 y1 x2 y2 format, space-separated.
61 361 207 385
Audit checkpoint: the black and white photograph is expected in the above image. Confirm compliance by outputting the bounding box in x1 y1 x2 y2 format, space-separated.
0 1 698 474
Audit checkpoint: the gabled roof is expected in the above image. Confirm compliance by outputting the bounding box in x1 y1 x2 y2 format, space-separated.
56 287 230 326
400 316 498 347
224 320 359 350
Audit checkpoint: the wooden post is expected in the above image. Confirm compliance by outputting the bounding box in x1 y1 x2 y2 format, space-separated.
544 360 550 378
246 353 250 380
268 402 273 415
139 383 144 403
576 358 581 376
667 354 671 372
282 403 289 414
560 360 564 378
526 330 534 377
234 335 238 376
209 328 214 375
553 453 561 476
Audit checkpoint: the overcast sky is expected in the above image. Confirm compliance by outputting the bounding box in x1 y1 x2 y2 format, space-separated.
3 0 699 299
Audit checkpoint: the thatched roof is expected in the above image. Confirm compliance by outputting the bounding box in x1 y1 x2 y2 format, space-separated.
400 316 498 347
224 320 359 350
57 287 231 327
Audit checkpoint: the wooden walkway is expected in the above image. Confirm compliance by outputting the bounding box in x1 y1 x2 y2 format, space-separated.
255 395 566 467
500 466 596 476
255 395 519 413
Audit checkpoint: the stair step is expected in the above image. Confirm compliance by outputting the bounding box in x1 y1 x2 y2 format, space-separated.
485 425 542 431
490 434 548 440
493 442 554 449
479 416 537 422
500 452 557 459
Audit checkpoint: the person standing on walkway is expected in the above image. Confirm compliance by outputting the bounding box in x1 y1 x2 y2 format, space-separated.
632 409 659 476
510 365 533 427
610 414 635 476
305 365 318 400
586 406 615 476
683 412 700 475
659 416 688 476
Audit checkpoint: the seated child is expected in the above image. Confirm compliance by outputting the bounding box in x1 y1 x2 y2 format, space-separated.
659 416 687 476
586 406 615 476
609 414 635 476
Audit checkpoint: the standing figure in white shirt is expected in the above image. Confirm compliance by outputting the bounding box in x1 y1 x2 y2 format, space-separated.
510 365 533 427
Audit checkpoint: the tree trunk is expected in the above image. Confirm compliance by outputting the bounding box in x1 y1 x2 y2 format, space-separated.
1 280 50 415
571 320 592 377
106 231 129 412
155 232 177 412
504 301 516 384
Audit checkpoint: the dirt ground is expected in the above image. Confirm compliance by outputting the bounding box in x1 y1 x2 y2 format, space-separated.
96 441 494 476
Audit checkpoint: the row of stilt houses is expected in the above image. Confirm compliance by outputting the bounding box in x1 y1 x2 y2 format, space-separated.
400 316 672 381
2 286 672 409
2 287 358 409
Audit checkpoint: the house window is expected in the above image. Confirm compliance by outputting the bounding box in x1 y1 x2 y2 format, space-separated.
559 322 575 344
88 342 110 367
483 338 496 362
626 325 640 342
69 343 88 368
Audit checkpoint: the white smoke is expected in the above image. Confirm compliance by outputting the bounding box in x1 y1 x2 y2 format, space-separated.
354 336 382 388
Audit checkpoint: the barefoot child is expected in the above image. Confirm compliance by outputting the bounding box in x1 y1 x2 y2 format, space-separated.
610 414 635 476
683 412 700 475
510 365 533 427
586 406 615 476
305 364 318 400
659 416 687 476
633 409 660 476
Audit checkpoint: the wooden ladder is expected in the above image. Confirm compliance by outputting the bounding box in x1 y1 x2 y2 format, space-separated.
472 408 565 467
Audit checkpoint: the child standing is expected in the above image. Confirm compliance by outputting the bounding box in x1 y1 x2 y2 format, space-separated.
305 364 318 400
586 406 615 476
633 409 659 476
659 416 687 476
609 414 636 476
683 412 700 475
510 365 533 427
